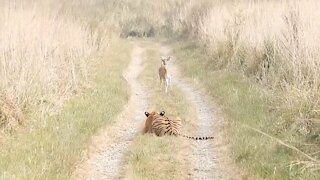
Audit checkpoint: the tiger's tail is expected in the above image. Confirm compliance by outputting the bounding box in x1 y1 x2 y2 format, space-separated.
178 133 214 140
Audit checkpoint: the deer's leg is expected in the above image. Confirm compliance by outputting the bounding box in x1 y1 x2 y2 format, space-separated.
167 75 171 90
165 78 168 93
159 77 162 90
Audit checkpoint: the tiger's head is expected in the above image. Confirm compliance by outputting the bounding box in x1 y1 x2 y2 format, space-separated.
143 111 165 134
144 111 165 117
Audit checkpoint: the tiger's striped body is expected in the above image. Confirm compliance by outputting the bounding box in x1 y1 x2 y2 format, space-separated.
152 113 181 136
143 111 181 136
143 111 214 140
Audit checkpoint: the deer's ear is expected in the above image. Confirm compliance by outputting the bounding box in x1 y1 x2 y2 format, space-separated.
167 56 171 61
145 112 150 117
160 111 165 116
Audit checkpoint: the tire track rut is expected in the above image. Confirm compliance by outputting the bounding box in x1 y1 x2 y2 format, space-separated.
72 45 149 180
160 46 218 179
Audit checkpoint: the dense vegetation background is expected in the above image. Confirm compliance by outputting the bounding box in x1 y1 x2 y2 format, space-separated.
0 0 319 179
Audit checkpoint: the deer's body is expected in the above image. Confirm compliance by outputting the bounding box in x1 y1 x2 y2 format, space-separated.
159 57 171 93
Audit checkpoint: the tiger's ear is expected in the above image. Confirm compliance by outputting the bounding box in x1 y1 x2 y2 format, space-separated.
160 111 165 116
145 112 150 117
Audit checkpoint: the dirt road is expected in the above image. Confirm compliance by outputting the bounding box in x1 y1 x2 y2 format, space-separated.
72 42 239 180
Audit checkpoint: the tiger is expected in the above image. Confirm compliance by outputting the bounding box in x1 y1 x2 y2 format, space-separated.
143 111 214 140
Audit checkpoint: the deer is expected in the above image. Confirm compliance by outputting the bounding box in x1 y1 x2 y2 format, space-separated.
158 56 171 93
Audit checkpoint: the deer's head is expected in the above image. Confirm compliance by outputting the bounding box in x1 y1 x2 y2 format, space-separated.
160 56 171 66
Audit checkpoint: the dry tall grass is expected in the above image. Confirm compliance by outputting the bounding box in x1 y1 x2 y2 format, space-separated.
173 0 320 133
0 1 105 131
0 1 131 178
164 0 320 177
